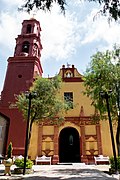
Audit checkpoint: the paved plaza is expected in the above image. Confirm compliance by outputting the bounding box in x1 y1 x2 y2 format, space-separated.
0 164 119 180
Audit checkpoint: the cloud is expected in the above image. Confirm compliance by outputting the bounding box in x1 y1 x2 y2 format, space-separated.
0 1 82 62
80 8 120 49
0 12 19 49
1 0 119 59
37 5 81 62
1 0 24 6
0 11 31 57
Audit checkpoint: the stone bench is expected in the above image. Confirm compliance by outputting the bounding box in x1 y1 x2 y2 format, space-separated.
94 155 109 165
35 155 51 165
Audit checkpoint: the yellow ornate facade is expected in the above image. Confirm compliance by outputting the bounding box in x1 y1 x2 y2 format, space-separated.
29 64 116 164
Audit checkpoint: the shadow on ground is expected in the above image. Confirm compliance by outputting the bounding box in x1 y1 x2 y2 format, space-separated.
0 168 117 179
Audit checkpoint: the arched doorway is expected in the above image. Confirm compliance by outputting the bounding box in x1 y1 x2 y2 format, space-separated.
59 127 80 163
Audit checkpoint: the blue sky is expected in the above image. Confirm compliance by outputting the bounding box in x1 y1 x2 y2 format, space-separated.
0 0 120 92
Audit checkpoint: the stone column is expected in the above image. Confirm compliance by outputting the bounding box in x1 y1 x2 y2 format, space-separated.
52 125 59 164
96 124 102 154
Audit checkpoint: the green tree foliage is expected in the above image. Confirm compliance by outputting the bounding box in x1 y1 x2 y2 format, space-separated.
84 45 120 119
110 156 120 170
16 75 70 145
16 75 69 123
20 0 120 21
89 0 120 21
20 0 66 14
14 158 33 168
83 44 120 154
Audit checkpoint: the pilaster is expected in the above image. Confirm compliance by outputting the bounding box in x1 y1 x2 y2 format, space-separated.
96 124 102 154
80 125 88 164
37 124 43 156
52 125 59 164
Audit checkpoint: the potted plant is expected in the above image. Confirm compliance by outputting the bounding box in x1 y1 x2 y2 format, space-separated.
14 156 33 174
3 142 13 176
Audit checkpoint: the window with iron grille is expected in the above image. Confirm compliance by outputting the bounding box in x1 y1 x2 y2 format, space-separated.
64 92 73 108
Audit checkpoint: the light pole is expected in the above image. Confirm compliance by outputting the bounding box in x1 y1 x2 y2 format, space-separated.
23 92 36 175
100 91 118 174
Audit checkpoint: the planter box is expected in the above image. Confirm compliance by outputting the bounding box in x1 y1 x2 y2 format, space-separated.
14 168 33 174
109 168 120 174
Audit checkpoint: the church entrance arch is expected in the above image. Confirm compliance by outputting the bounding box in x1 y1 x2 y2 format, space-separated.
59 127 80 163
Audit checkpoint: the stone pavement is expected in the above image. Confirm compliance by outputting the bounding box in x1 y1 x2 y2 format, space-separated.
0 163 120 180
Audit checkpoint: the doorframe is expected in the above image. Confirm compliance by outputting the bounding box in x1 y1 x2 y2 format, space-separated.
59 126 81 163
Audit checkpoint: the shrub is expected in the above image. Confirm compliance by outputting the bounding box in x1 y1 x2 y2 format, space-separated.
110 156 120 170
14 158 33 169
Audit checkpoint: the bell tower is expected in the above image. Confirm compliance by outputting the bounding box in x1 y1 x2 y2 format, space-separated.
1 18 43 105
0 18 43 155
14 18 42 59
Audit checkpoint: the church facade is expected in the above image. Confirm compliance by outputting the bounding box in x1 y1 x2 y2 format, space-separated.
29 64 114 164
0 18 116 164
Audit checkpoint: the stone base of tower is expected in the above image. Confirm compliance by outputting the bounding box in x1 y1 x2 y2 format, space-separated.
52 155 59 165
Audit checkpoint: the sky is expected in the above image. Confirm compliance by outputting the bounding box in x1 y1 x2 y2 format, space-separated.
0 0 120 92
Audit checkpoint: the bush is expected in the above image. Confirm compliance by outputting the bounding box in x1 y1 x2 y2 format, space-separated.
110 156 120 170
14 158 33 169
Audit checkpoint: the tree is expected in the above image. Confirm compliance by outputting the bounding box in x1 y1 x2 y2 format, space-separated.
16 75 70 151
83 45 120 155
19 0 120 21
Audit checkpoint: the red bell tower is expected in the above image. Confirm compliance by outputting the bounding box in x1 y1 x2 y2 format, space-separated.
0 18 43 155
